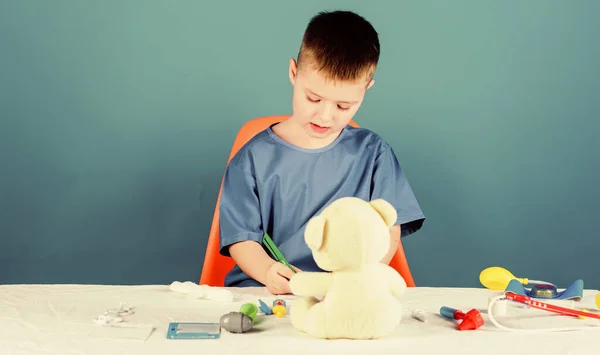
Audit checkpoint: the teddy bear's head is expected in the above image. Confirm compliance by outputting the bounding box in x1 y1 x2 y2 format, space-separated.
304 197 397 271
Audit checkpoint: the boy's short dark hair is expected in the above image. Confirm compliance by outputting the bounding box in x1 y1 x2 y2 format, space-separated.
297 10 380 82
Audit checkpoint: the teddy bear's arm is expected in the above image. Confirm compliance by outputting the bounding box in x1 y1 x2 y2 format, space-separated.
382 265 407 296
289 272 333 297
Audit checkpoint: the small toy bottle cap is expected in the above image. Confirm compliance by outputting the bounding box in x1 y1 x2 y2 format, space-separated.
411 309 427 322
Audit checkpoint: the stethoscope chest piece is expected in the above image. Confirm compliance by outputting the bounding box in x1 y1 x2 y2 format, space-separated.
530 284 558 299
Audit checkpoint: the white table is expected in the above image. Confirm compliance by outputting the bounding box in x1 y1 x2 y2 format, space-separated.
1 284 599 354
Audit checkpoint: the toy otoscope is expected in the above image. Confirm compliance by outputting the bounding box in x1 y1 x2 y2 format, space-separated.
440 306 484 331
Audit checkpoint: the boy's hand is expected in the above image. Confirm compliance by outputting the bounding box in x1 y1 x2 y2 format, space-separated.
265 262 301 295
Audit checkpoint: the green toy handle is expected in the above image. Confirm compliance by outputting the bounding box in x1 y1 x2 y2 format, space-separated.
239 303 258 321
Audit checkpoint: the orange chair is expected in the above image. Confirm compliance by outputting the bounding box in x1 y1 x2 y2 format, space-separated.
199 115 416 287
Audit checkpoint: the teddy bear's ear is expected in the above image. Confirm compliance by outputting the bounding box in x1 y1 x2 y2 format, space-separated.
304 215 326 251
369 199 398 228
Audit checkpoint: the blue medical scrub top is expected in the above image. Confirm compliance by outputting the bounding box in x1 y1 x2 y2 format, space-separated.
218 124 425 287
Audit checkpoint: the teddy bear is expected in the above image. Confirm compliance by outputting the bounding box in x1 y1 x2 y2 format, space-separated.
289 197 407 339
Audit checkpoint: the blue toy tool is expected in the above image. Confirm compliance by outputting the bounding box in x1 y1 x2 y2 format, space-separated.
258 299 272 315
504 278 583 301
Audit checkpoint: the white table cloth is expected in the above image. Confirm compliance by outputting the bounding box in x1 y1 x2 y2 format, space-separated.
1 284 599 354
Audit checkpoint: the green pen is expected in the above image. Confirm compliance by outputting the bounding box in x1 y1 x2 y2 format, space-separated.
262 233 296 274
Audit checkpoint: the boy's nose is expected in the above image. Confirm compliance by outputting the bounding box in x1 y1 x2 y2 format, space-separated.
318 104 333 123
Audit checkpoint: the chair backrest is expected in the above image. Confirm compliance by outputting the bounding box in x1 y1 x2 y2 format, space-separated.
199 115 416 287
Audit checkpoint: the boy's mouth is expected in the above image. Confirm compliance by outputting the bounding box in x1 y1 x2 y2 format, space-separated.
310 123 329 134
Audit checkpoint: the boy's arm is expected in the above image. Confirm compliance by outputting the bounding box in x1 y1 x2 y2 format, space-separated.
371 144 425 256
219 161 271 282
380 225 400 264
229 241 276 286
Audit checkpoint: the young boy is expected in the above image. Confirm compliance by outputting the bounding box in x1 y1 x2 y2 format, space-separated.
218 10 425 294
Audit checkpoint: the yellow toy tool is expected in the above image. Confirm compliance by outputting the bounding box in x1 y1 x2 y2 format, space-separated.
479 266 554 290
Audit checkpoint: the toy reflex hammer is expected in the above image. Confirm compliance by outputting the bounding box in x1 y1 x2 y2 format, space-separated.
440 306 484 330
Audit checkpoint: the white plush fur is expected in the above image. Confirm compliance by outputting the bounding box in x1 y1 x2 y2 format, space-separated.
289 197 407 339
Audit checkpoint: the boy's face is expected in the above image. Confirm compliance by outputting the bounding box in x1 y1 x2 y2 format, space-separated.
288 58 374 142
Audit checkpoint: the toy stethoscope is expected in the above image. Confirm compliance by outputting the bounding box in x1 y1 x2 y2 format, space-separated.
481 267 600 332
487 292 600 332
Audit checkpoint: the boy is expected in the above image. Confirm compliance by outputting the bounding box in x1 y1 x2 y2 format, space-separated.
218 10 425 294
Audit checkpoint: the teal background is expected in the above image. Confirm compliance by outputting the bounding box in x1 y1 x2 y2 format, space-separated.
1 1 599 288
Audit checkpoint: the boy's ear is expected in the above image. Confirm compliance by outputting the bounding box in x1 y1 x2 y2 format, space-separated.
289 58 298 86
367 79 375 90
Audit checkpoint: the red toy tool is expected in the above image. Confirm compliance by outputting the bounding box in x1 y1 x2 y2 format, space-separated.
486 292 600 332
440 306 484 330
504 292 600 320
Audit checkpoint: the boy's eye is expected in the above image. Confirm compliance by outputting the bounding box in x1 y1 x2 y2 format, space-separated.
337 105 350 111
306 96 320 103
